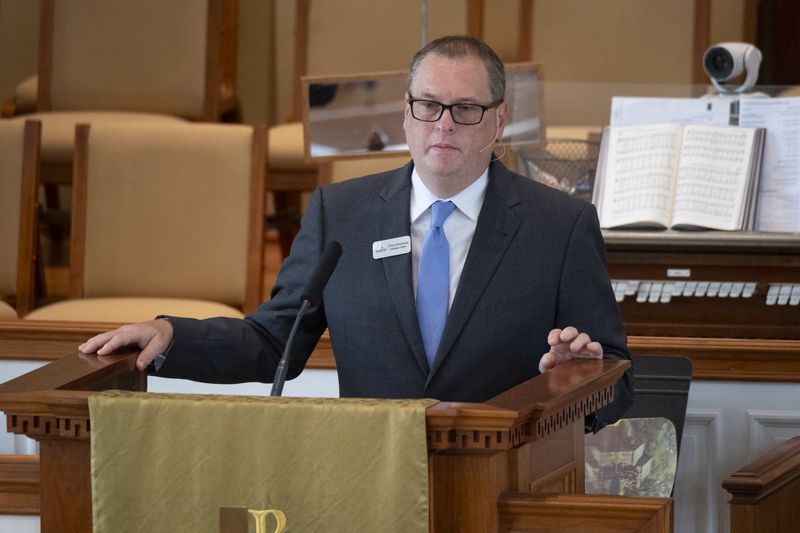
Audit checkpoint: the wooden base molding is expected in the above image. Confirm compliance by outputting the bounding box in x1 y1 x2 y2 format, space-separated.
0 454 40 515
498 492 673 532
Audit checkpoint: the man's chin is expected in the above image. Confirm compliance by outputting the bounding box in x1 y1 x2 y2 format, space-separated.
421 153 464 175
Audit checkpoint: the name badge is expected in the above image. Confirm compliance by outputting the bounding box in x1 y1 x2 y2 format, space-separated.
372 235 411 259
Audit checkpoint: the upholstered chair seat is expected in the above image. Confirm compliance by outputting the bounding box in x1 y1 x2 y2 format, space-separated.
10 75 38 116
10 112 186 165
268 122 316 172
0 302 18 320
25 297 244 322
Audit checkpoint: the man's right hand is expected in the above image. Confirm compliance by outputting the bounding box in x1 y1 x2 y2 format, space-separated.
79 319 174 372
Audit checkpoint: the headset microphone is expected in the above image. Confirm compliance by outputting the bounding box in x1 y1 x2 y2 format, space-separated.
478 109 501 153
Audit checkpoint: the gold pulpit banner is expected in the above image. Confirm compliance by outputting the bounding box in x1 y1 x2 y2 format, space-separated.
89 391 435 532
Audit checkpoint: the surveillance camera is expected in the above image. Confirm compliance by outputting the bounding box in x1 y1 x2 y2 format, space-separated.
703 42 762 94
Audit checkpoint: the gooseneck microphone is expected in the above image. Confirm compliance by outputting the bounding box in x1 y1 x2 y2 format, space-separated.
270 240 342 396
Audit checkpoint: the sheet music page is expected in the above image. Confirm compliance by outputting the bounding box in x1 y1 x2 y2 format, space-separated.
739 97 800 232
671 125 757 230
598 124 683 228
610 97 732 127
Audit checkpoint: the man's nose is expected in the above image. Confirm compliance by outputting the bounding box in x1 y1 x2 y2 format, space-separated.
436 108 456 130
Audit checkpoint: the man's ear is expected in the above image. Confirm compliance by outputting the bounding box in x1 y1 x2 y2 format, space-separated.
496 101 509 138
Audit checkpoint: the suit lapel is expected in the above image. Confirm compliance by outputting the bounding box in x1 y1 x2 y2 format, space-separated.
429 162 522 379
375 164 430 374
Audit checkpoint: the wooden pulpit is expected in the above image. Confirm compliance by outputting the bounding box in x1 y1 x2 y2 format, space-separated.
0 350 671 532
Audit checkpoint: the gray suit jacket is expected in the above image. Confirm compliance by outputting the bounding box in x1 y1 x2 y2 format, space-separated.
159 160 632 425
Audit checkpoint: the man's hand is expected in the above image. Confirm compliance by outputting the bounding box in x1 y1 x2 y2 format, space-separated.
539 326 603 373
79 319 174 372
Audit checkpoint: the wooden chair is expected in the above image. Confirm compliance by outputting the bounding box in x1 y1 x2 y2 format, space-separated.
6 0 239 262
25 122 266 322
0 120 40 319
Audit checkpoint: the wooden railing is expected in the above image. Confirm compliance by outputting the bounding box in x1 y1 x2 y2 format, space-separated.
723 436 800 533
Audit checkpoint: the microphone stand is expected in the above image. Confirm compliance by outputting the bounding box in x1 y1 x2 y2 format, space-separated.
270 299 311 397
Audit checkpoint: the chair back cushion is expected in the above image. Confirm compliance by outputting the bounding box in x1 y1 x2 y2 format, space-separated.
48 0 209 117
0 121 26 296
80 123 255 305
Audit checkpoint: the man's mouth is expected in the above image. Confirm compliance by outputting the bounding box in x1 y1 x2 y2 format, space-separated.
430 143 458 151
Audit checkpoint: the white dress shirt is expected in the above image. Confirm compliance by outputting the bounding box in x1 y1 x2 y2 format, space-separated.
410 167 489 310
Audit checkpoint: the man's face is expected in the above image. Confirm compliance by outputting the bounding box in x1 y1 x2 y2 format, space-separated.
403 53 507 189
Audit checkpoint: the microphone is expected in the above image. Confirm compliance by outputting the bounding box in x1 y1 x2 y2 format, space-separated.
478 135 498 153
478 110 501 153
270 240 342 396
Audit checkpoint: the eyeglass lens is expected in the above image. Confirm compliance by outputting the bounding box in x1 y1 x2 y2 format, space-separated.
411 100 486 125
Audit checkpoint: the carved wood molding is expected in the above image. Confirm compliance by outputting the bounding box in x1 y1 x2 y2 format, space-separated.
0 454 39 515
426 361 626 452
723 436 800 533
6 414 90 441
498 492 673 532
427 385 615 452
723 436 800 504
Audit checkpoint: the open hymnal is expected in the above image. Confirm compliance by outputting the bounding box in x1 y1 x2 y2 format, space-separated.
593 123 765 231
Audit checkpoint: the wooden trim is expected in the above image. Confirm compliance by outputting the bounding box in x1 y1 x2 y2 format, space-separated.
68 124 90 299
16 121 42 317
204 0 224 121
499 492 673 532
692 0 712 86
245 126 268 314
2 321 800 381
0 454 40 515
517 0 534 62
723 436 800 503
290 0 311 123
218 0 239 113
629 336 800 382
0 319 338 369
723 436 800 533
37 0 55 111
203 0 238 121
742 0 759 44
467 0 484 39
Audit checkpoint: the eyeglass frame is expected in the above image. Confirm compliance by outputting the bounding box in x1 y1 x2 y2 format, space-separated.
406 96 504 125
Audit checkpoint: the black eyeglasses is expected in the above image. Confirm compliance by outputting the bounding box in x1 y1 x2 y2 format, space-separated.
407 97 502 125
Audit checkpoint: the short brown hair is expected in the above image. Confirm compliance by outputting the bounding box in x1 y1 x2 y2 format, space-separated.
408 35 506 102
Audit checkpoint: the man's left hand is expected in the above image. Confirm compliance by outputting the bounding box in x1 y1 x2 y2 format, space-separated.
539 326 602 373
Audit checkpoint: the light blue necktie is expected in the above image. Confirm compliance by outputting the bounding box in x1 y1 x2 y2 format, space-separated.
417 200 456 367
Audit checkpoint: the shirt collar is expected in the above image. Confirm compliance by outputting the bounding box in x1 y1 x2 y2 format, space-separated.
410 166 489 223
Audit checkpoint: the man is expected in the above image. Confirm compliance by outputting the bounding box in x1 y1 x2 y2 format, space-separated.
80 36 631 427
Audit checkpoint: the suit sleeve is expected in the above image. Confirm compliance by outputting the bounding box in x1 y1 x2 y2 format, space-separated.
152 189 330 384
557 202 634 431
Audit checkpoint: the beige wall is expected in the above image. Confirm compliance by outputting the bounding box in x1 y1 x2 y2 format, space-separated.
0 0 748 126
